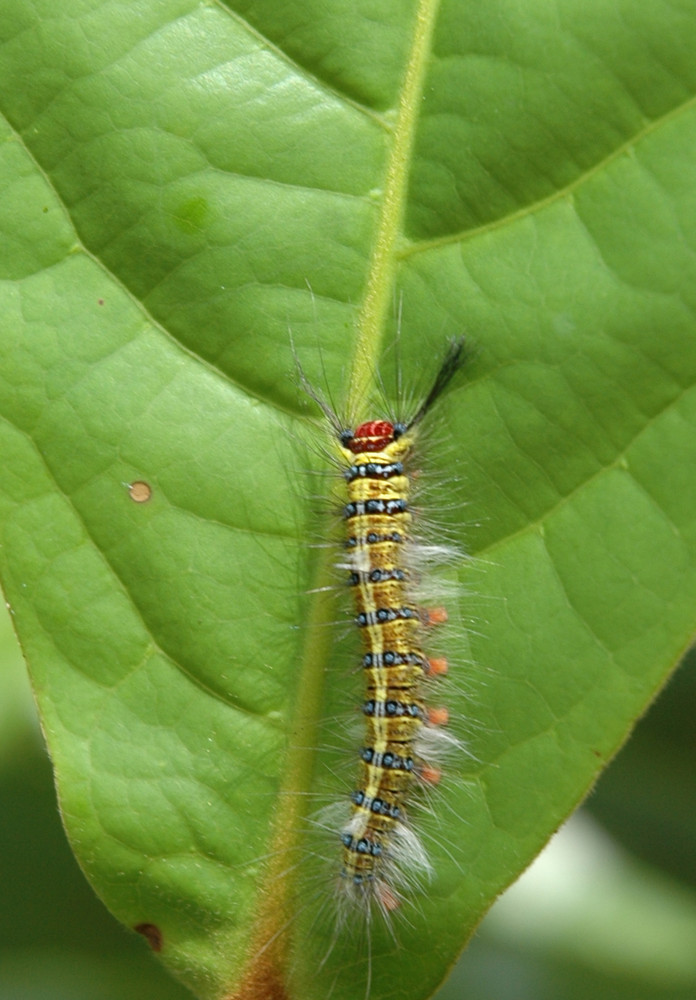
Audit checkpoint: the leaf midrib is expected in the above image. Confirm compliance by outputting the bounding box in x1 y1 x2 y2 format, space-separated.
348 0 443 412
240 0 443 992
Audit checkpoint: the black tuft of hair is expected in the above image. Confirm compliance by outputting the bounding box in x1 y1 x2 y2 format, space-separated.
406 337 467 429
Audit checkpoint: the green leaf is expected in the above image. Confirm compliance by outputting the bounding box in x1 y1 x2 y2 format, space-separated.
0 628 192 1000
2 1 696 999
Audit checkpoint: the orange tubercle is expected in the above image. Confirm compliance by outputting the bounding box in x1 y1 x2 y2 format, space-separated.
420 764 442 785
427 706 449 726
376 882 401 912
427 656 448 676
426 606 448 625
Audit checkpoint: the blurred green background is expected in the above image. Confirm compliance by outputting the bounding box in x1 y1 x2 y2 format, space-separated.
2 601 695 1000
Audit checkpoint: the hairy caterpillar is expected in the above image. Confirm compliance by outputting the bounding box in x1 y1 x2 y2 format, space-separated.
303 339 466 919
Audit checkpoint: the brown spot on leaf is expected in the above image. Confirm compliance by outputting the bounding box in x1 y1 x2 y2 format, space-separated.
128 480 152 503
134 922 163 951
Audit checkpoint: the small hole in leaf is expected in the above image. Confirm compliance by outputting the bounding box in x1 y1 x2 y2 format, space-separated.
128 481 152 503
134 923 163 951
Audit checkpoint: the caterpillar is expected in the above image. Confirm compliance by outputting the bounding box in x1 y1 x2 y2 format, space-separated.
304 338 466 918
